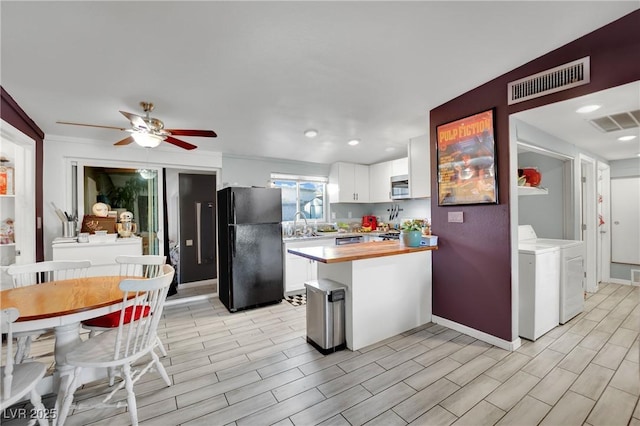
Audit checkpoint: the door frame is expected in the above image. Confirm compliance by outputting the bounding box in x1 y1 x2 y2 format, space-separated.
597 161 611 285
579 154 597 292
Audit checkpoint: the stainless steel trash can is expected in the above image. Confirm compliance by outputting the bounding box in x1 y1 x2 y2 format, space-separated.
305 279 346 354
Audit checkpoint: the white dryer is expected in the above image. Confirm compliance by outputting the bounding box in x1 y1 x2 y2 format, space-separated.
518 241 560 340
519 225 585 324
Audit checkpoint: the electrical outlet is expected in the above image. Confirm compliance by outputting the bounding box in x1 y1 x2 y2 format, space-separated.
331 211 336 219
448 211 464 223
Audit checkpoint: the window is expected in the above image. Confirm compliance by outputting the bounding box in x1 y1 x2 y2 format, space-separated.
271 174 327 222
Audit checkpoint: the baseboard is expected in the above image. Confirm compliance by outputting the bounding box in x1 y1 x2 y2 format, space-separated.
431 315 522 351
180 278 217 288
165 293 215 306
607 278 633 286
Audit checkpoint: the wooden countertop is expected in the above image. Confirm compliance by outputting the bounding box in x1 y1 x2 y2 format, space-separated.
287 240 437 263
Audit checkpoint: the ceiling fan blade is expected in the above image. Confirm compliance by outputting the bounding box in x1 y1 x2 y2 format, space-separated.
165 136 197 150
114 136 135 146
165 129 217 138
120 110 149 130
56 121 127 131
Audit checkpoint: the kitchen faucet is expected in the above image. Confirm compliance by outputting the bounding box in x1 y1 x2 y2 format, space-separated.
293 211 309 235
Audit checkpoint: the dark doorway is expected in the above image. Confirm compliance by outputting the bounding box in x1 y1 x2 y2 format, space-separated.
178 173 217 284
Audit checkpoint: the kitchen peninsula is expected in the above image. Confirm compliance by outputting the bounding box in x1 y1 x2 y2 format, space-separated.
287 241 437 350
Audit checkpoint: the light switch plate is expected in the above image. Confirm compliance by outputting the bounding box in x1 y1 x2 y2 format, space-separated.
185 239 193 246
448 212 464 223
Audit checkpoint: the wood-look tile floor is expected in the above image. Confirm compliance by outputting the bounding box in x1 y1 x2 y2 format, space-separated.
6 283 640 426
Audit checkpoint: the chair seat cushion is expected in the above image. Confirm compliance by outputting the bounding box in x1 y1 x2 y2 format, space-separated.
82 305 151 328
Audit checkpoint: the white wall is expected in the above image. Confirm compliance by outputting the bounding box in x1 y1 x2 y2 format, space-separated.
221 154 330 188
43 135 222 259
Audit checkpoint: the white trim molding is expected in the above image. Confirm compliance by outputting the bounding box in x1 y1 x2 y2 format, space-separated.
432 315 522 351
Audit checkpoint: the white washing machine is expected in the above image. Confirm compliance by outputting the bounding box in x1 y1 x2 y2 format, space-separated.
518 241 560 340
519 225 585 324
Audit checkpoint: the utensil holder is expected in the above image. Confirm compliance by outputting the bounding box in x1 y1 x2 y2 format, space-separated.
63 221 76 238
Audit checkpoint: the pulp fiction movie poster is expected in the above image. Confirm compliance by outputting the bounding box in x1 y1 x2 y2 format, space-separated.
437 109 497 205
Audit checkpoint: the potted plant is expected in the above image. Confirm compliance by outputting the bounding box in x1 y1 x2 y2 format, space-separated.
400 219 423 247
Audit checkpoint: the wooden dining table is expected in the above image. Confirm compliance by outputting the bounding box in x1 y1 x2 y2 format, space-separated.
0 275 137 424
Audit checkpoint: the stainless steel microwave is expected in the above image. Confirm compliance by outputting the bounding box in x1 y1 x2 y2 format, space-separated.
390 174 410 199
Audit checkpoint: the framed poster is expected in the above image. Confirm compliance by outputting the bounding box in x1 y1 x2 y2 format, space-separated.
436 109 498 205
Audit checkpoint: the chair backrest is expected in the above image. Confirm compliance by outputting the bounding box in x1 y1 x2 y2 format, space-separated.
116 255 166 278
1 307 20 400
7 260 92 288
114 264 175 361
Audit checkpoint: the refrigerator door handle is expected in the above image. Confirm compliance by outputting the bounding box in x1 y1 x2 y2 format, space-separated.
230 226 236 258
231 191 236 225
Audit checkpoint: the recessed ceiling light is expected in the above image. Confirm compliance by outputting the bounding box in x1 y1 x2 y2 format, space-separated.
304 129 318 138
348 139 360 146
576 105 601 114
617 135 637 142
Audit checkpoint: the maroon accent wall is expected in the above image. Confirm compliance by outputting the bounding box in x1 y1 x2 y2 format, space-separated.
1 87 45 261
430 10 640 342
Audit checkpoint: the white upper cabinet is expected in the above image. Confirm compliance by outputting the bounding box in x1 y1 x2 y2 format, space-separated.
329 162 370 203
391 158 409 176
409 134 431 198
369 161 392 203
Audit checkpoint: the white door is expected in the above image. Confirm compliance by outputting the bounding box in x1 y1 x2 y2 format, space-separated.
611 177 640 265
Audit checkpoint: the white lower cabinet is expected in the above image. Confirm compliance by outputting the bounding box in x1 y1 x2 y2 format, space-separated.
52 237 143 276
283 238 335 294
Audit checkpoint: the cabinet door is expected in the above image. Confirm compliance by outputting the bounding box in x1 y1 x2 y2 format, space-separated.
409 135 431 198
369 162 392 203
330 162 355 203
391 158 409 176
354 164 370 203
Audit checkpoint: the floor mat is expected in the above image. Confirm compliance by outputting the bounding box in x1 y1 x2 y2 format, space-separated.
285 294 306 306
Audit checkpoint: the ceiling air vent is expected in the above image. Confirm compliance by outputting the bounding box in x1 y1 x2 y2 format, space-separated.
508 57 590 105
589 110 640 133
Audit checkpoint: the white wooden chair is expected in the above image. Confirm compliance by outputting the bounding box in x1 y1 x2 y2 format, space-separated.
82 255 168 356
7 260 92 363
57 265 175 426
0 307 49 426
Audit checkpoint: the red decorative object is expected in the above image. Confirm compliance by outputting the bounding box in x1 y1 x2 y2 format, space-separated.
82 305 150 328
521 168 542 187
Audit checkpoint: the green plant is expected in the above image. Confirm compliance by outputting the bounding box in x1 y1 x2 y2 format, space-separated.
401 219 423 232
107 177 147 211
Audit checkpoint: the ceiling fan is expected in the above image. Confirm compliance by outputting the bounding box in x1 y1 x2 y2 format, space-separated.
57 101 217 150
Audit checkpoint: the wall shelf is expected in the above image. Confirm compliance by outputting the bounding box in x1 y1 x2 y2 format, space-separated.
518 186 548 196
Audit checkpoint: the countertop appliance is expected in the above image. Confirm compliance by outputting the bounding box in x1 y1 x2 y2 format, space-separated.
519 225 585 324
379 231 400 240
362 215 377 230
217 187 284 312
391 175 410 200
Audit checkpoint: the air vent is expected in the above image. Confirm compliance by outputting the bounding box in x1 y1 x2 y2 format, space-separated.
632 269 640 286
589 110 640 133
508 57 590 105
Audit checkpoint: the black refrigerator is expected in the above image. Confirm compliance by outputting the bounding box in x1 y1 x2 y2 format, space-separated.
217 187 284 312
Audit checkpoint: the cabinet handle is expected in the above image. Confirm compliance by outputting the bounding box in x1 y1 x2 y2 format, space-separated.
196 202 202 265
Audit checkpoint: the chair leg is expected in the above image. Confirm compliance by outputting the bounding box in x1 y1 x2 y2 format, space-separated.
156 336 167 357
108 366 117 386
122 364 139 426
151 349 171 387
15 335 31 363
57 367 81 426
89 330 98 338
29 388 49 426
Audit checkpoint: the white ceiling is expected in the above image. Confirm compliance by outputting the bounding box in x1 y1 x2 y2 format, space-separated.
1 2 638 165
513 81 640 161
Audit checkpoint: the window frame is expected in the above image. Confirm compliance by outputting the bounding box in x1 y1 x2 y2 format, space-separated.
270 173 328 222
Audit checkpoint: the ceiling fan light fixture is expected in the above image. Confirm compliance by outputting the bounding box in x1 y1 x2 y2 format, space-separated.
132 132 164 148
